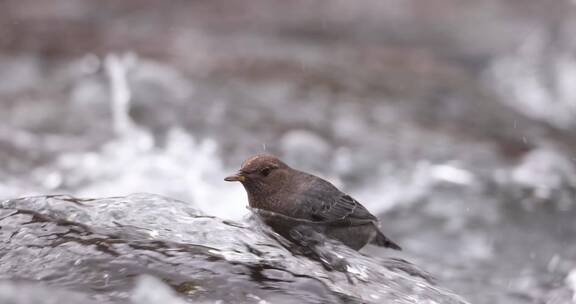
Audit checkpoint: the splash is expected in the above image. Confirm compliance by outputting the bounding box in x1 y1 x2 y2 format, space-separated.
486 29 576 129
26 54 248 220
105 53 137 136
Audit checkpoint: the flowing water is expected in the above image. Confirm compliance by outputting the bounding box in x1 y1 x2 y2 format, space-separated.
0 194 467 304
1 1 576 303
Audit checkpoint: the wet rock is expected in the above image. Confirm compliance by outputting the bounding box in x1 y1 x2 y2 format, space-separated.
0 193 469 304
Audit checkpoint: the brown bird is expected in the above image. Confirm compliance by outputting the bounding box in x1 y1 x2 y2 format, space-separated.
225 154 401 251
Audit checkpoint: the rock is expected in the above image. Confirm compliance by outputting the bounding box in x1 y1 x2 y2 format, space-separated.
0 193 469 304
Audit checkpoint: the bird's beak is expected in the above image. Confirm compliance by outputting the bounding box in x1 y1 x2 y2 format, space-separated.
224 172 245 182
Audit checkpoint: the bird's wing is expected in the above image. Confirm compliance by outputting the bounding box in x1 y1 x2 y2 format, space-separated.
299 178 378 226
314 193 378 225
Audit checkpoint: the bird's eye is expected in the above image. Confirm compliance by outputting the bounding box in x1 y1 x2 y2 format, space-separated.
260 167 271 177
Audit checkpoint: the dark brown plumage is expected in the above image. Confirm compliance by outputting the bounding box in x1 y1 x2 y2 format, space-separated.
225 154 401 251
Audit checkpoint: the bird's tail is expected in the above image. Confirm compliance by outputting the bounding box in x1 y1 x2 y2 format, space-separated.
371 229 402 250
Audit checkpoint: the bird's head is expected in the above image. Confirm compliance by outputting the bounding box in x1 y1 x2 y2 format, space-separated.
225 154 292 197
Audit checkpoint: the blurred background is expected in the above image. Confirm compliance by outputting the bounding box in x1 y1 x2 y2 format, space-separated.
1 0 576 303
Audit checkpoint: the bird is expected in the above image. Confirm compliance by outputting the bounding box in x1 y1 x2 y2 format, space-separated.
225 154 401 251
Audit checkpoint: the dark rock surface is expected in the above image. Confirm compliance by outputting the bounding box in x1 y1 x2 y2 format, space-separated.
1 194 468 304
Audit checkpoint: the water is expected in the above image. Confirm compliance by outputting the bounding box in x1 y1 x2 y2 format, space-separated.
1 54 574 304
2 1 576 303
1 194 466 304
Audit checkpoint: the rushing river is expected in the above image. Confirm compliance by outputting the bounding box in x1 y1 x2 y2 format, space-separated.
1 1 576 303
